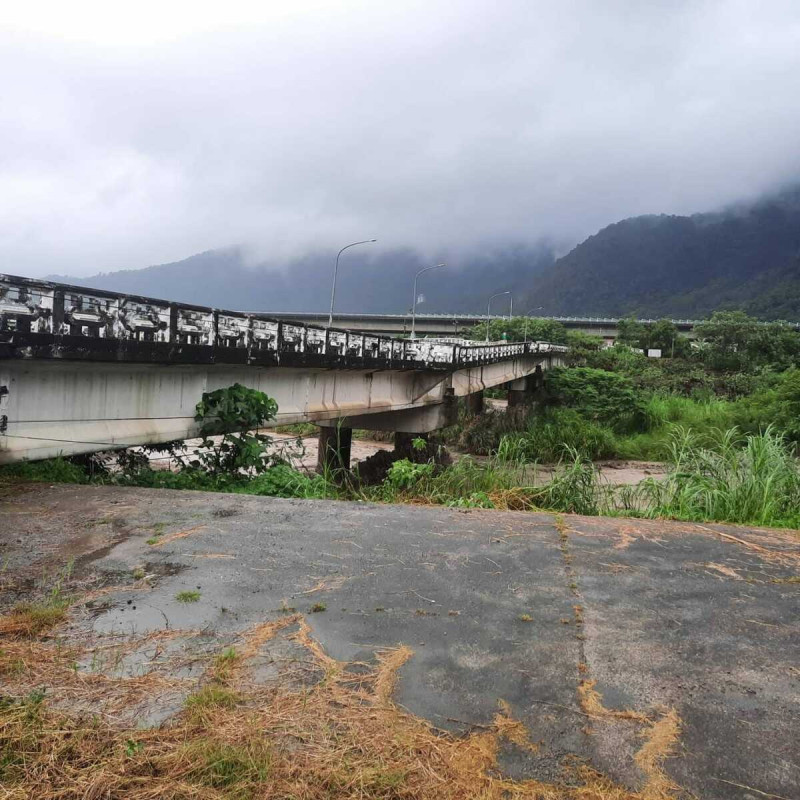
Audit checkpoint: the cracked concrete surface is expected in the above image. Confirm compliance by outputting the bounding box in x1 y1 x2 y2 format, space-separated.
1 483 798 797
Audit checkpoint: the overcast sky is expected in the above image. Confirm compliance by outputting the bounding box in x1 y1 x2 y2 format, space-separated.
2 0 800 277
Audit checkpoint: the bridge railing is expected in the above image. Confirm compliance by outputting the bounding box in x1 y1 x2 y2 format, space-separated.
0 274 566 370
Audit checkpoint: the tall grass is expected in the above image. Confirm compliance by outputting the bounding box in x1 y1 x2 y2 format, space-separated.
635 426 800 528
360 427 800 529
365 447 605 515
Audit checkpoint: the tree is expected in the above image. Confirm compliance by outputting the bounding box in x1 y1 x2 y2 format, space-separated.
644 319 691 358
467 316 568 344
616 317 647 348
695 311 800 370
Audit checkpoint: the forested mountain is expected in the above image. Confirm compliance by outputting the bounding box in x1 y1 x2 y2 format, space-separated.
527 186 800 319
46 185 800 319
47 244 555 315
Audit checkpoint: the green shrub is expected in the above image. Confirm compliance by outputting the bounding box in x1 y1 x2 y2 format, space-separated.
746 368 800 442
545 367 645 432
383 459 435 492
240 464 330 498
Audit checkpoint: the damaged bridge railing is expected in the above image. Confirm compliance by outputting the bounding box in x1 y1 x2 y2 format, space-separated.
0 274 567 370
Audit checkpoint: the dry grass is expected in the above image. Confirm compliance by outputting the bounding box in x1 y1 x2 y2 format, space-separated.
578 679 681 800
578 680 650 724
0 602 69 637
634 710 681 800
0 607 687 800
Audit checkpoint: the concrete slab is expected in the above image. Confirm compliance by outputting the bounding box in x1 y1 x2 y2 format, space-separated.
1 483 798 797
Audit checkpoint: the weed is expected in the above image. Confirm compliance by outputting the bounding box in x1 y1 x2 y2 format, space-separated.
176 590 201 603
518 614 533 622
217 647 238 663
310 602 326 613
0 651 26 677
186 739 272 789
131 567 145 580
0 563 72 637
185 685 240 712
0 457 89 485
124 739 143 757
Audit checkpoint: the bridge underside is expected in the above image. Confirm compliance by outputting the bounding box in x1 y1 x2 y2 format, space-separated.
0 354 559 463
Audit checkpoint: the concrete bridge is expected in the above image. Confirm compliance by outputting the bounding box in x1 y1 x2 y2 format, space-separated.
0 274 566 465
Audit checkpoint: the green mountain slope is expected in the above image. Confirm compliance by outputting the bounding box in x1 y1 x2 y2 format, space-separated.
530 186 800 319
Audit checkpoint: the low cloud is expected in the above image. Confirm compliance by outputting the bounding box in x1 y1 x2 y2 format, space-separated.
2 0 799 277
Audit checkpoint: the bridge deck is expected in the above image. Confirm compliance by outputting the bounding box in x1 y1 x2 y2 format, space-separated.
0 273 564 370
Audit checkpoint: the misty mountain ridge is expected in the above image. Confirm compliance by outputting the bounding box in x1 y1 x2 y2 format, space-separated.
529 184 800 319
47 244 557 316
47 184 800 320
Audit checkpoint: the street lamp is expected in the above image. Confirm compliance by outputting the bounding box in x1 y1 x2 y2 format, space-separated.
411 263 446 339
486 291 511 343
327 239 377 327
523 306 544 343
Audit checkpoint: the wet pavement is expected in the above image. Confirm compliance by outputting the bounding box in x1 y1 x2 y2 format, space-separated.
1 482 798 798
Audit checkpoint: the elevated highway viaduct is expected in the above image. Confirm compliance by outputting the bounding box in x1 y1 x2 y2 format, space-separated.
264 311 704 343
0 275 566 468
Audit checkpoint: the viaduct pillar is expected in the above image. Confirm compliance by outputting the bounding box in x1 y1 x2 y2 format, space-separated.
507 365 544 409
466 391 484 415
316 426 353 473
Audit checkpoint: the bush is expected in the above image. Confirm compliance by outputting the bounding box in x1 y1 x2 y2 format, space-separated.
545 367 645 432
186 383 279 476
241 464 331 499
746 367 800 443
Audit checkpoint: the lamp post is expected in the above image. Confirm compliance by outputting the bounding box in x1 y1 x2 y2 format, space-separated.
523 306 544 343
327 239 377 328
486 291 511 343
411 263 445 339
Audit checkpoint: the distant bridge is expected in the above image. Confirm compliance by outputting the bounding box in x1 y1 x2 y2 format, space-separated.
265 311 706 341
0 275 565 465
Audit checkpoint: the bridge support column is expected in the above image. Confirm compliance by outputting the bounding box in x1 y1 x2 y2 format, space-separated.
507 365 544 409
316 426 352 473
507 378 531 409
466 391 484 415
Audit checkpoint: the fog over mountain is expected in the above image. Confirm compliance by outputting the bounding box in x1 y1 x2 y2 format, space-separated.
47 243 556 315
3 1 800 282
48 184 800 319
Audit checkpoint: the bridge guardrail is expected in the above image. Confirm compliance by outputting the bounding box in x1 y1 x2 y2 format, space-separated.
0 274 566 370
